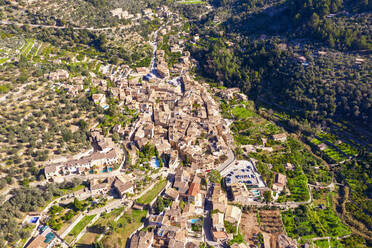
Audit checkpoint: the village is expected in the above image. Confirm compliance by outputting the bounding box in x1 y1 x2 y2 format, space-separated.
0 3 338 248
23 24 300 248
27 46 298 248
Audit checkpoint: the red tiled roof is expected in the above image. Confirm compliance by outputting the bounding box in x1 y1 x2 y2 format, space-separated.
187 183 200 197
212 231 228 240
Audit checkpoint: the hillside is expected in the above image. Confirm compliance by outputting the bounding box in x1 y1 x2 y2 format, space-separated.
187 0 372 243
0 0 370 247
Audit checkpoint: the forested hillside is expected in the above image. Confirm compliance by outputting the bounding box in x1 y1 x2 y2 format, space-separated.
190 0 372 128
187 0 372 243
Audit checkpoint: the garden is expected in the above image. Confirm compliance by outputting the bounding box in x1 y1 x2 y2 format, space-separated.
311 131 359 163
47 196 101 232
282 205 350 240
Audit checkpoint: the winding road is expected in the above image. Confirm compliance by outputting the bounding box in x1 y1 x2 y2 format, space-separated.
216 149 235 175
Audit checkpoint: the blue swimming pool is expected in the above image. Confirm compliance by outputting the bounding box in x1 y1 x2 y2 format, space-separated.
155 158 160 168
150 157 160 169
101 167 113 173
29 217 39 224
191 219 201 224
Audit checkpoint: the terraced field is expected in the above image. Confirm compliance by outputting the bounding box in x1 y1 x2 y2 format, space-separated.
310 132 359 163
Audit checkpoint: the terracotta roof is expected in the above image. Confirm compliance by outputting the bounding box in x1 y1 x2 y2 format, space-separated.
212 231 228 240
26 235 47 248
187 183 200 197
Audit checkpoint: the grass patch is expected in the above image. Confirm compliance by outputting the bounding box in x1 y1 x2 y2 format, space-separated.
0 57 8 64
232 106 256 120
315 131 358 161
76 231 97 246
77 207 124 246
136 179 167 205
65 215 96 244
95 207 124 226
102 209 147 247
42 44 52 59
311 138 322 145
20 40 32 54
314 239 329 248
336 142 358 157
56 213 81 236
61 184 85 194
21 40 34 57
323 147 346 162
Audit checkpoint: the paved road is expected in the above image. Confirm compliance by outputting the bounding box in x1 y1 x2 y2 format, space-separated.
216 149 235 175
59 198 126 244
60 214 84 239
202 183 225 248
72 213 101 246
203 208 219 247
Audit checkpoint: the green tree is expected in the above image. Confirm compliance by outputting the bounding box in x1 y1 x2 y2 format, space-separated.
93 241 104 248
73 197 83 211
155 197 165 214
263 190 272 203
22 178 30 187
207 170 222 184
309 13 319 28
78 119 88 130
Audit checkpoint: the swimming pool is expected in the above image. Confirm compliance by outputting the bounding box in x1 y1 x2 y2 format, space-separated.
252 190 260 196
29 217 39 224
101 167 113 173
150 157 160 169
155 158 160 168
191 218 201 224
